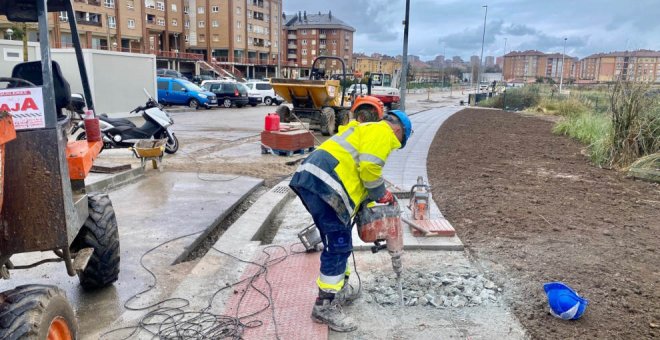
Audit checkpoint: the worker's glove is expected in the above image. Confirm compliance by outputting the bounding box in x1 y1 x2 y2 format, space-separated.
377 190 395 205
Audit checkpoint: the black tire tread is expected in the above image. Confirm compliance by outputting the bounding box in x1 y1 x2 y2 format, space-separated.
0 285 77 340
71 193 120 290
320 107 336 136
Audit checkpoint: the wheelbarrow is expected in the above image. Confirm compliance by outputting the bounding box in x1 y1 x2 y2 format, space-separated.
130 139 167 170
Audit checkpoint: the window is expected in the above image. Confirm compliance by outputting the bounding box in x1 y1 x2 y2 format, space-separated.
157 19 165 26
127 0 134 9
302 39 307 45
302 49 307 56
198 21 205 28
237 35 241 42
59 11 68 22
172 18 178 26
156 1 164 11
302 59 307 65
171 4 177 11
212 20 219 27
213 34 219 42
128 19 135 28
312 49 316 56
247 24 253 32
247 10 252 19
199 34 206 42
104 0 114 8
157 80 169 90
185 20 190 28
236 7 241 14
331 30 337 34
311 40 315 45
256 83 272 90
301 29 307 35
236 21 241 28
311 29 316 35
183 6 189 13
197 7 204 14
332 40 337 45
212 5 219 13
172 82 186 91
145 0 155 8
108 15 116 28
184 34 189 42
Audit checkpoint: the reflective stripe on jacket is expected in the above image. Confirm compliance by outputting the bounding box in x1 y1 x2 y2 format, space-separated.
290 120 401 225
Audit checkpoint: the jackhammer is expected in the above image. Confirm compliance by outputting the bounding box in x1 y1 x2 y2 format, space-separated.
355 201 404 305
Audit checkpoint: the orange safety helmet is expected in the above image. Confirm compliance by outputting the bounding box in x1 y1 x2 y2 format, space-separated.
350 95 384 123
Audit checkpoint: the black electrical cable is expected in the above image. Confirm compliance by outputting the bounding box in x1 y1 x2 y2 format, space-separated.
100 231 304 340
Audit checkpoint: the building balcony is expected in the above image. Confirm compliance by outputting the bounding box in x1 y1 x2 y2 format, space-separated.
287 54 297 59
319 44 326 49
287 34 297 39
76 19 102 27
319 34 326 39
287 44 297 49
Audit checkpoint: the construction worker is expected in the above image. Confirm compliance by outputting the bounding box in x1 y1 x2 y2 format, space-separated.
289 110 413 332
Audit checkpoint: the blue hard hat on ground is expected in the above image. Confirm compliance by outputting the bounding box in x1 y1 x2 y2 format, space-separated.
387 110 412 148
544 282 588 320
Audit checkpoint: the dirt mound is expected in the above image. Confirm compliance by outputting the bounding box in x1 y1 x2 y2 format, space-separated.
428 108 660 339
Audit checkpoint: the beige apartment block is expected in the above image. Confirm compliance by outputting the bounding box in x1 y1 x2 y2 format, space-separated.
353 53 401 78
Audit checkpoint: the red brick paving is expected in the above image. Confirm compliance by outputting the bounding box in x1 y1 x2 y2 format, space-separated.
223 248 327 340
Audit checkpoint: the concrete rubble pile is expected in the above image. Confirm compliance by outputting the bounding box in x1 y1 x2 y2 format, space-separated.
362 271 501 308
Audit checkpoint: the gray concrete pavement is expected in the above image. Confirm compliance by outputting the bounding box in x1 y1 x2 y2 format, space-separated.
2 171 262 339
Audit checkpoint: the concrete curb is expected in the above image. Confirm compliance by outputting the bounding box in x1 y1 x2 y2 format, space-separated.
85 167 145 193
172 177 265 264
161 180 294 312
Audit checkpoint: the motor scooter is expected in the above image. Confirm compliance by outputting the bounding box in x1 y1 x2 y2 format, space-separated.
71 89 178 154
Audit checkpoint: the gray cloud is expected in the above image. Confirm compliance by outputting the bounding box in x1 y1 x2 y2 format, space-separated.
284 0 660 60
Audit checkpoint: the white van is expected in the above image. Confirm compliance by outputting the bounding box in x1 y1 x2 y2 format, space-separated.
244 81 284 105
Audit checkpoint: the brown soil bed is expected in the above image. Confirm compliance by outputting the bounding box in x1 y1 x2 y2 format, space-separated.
427 108 660 339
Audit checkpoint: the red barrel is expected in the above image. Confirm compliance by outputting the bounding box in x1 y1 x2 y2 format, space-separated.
264 113 280 131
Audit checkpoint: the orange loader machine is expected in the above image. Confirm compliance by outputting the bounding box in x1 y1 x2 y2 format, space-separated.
0 0 121 338
271 56 385 136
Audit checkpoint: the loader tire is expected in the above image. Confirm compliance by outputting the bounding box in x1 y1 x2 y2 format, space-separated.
276 105 291 123
320 107 336 136
71 192 120 290
0 285 77 340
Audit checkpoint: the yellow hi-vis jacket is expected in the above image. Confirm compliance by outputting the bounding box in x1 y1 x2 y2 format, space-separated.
289 120 401 225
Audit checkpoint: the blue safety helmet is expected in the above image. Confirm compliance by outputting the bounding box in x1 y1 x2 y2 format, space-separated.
387 110 412 148
543 282 588 320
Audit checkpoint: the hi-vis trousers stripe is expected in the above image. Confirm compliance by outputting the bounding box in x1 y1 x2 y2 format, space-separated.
296 163 353 215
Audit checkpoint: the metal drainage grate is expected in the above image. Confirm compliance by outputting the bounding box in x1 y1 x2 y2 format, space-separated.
272 186 290 194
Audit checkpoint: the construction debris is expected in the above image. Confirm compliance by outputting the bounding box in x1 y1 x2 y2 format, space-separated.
363 271 500 308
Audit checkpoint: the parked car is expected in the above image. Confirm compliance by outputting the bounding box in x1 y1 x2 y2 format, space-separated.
201 80 249 108
244 81 283 105
157 68 188 80
192 74 215 85
157 77 217 109
237 83 262 107
346 83 400 109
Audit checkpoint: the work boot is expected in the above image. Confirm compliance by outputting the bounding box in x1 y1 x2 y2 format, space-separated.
336 281 360 305
311 292 357 332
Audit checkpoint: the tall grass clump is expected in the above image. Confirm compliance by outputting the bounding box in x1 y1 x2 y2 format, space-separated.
609 81 660 167
477 85 541 110
553 112 612 165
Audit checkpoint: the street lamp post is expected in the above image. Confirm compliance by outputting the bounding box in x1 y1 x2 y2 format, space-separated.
559 37 567 94
399 0 411 111
477 5 488 94
6 28 13 40
502 37 507 82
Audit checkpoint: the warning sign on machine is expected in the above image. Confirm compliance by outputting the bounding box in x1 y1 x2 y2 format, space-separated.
0 87 45 130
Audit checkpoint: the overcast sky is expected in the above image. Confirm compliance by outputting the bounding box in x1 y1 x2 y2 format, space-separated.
283 0 660 61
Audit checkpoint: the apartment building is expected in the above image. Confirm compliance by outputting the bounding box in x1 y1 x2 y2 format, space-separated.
352 53 401 78
579 50 660 83
282 11 354 78
1 0 283 78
